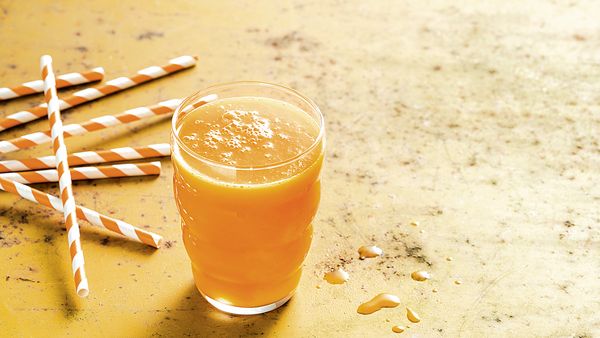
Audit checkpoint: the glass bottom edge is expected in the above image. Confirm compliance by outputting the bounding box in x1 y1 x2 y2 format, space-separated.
200 291 294 315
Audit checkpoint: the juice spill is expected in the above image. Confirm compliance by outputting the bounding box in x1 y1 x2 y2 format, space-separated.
357 293 401 315
410 271 431 282
406 307 421 323
392 325 406 333
358 245 383 259
324 268 349 284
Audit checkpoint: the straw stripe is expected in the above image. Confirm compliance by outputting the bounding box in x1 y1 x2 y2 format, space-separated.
0 161 161 184
41 55 88 298
0 67 105 101
0 176 162 248
0 55 197 131
0 143 170 172
0 94 216 154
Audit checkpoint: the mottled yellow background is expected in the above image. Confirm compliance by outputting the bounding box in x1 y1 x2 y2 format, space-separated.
0 1 599 337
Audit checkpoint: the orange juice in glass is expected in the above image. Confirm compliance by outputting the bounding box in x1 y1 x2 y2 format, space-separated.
171 82 325 315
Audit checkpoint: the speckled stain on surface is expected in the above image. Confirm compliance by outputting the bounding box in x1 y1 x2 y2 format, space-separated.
0 1 599 337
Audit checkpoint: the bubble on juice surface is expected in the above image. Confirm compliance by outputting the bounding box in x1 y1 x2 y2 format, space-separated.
219 151 235 166
183 132 198 142
183 133 201 149
178 97 319 168
202 130 223 150
224 110 273 139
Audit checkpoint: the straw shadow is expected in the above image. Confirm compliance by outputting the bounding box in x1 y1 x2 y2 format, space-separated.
66 114 172 153
4 204 84 319
71 174 162 189
20 193 160 252
0 94 43 110
0 113 172 159
3 201 163 320
72 174 170 207
5 198 159 278
70 178 164 256
22 178 164 255
77 220 159 256
147 283 288 337
0 80 99 108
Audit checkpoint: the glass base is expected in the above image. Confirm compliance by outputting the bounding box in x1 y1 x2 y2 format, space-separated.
201 291 294 315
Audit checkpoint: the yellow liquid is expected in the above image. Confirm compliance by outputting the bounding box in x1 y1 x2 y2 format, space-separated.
173 96 323 307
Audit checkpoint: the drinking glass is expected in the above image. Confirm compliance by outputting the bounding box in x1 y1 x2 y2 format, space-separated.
171 82 325 315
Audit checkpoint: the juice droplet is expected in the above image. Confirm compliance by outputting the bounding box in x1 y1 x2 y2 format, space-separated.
410 221 420 227
411 271 431 282
357 293 401 315
324 268 349 284
358 245 383 259
392 325 406 333
406 307 421 323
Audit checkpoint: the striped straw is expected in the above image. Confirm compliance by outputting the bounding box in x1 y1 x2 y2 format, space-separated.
0 161 161 184
0 55 197 132
0 94 216 154
0 176 162 248
0 67 105 101
41 55 88 298
0 144 170 172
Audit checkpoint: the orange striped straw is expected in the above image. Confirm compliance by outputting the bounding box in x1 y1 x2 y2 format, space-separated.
0 67 105 101
0 94 216 154
0 176 162 248
0 55 197 132
41 55 88 297
0 161 161 184
0 143 170 172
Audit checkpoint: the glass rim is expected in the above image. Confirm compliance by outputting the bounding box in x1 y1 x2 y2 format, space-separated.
171 81 325 171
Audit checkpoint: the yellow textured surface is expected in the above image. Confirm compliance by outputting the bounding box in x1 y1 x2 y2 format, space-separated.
1 1 599 337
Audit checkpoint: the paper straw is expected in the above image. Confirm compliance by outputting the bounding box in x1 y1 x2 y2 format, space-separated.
0 144 170 172
0 67 105 101
0 161 161 184
41 55 88 298
0 55 197 132
0 94 216 154
0 176 162 248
